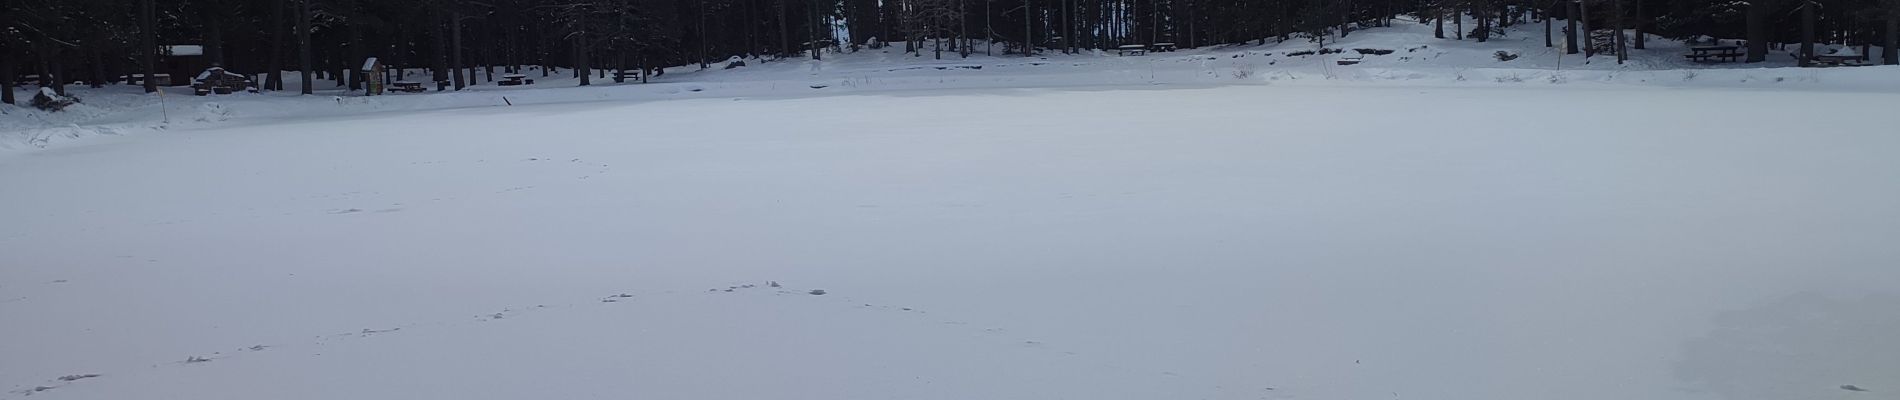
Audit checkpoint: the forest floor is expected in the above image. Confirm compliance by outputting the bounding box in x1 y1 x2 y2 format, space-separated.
3 18 1900 400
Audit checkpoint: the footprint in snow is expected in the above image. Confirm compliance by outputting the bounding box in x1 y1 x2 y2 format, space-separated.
354 327 401 337
57 374 101 382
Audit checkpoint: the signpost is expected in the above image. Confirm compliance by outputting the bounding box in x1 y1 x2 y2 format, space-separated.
362 57 385 96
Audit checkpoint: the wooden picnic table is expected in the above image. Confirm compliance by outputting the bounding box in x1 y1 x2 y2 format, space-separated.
1117 44 1148 56
497 74 534 86
191 68 255 95
612 69 640 83
1152 42 1178 52
390 81 427 93
124 73 173 86
1685 46 1742 63
1813 54 1862 66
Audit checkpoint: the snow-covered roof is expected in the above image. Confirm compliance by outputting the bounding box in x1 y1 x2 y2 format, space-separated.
166 45 204 56
362 57 379 70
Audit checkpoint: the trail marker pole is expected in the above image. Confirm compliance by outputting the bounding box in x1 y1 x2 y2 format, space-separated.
158 87 170 124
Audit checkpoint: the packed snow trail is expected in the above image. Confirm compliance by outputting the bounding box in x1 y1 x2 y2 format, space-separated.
3 84 1898 400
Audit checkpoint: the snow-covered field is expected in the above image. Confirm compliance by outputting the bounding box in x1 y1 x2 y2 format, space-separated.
6 83 1899 400
6 17 1900 152
5 18 1900 400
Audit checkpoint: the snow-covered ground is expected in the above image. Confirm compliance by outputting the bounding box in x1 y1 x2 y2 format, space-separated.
4 18 1899 400
4 17 1898 151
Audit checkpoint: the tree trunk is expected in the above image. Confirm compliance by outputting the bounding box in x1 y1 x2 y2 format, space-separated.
0 47 14 105
1454 9 1463 40
1498 2 1512 27
433 11 451 89
1477 10 1489 42
1048 0 1064 53
1566 0 1579 53
1178 0 1193 47
810 0 823 60
40 41 66 96
1154 0 1164 43
1580 0 1592 57
297 0 314 94
1799 1 1814 67
1632 0 1645 49
1746 0 1772 62
206 4 227 67
699 0 710 68
480 24 494 83
537 23 551 77
1025 0 1034 57
141 0 159 93
452 9 467 90
1545 1 1554 47
779 0 790 56
267 0 285 91
88 37 107 88
348 18 364 91
1885 10 1898 65
1613 0 1626 63
576 19 591 86
1435 7 1445 38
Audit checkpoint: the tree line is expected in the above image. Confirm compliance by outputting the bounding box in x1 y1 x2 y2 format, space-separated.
3 0 1898 104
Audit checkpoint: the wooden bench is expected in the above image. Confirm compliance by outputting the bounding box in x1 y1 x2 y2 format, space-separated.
1117 45 1148 56
1152 42 1178 52
496 74 534 86
390 81 427 93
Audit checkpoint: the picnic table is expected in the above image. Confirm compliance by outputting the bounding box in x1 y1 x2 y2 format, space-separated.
1336 53 1365 66
125 73 173 86
191 67 256 95
1152 42 1178 52
1685 46 1742 63
497 74 534 86
390 81 427 93
613 69 640 83
1813 54 1862 66
1117 44 1148 56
